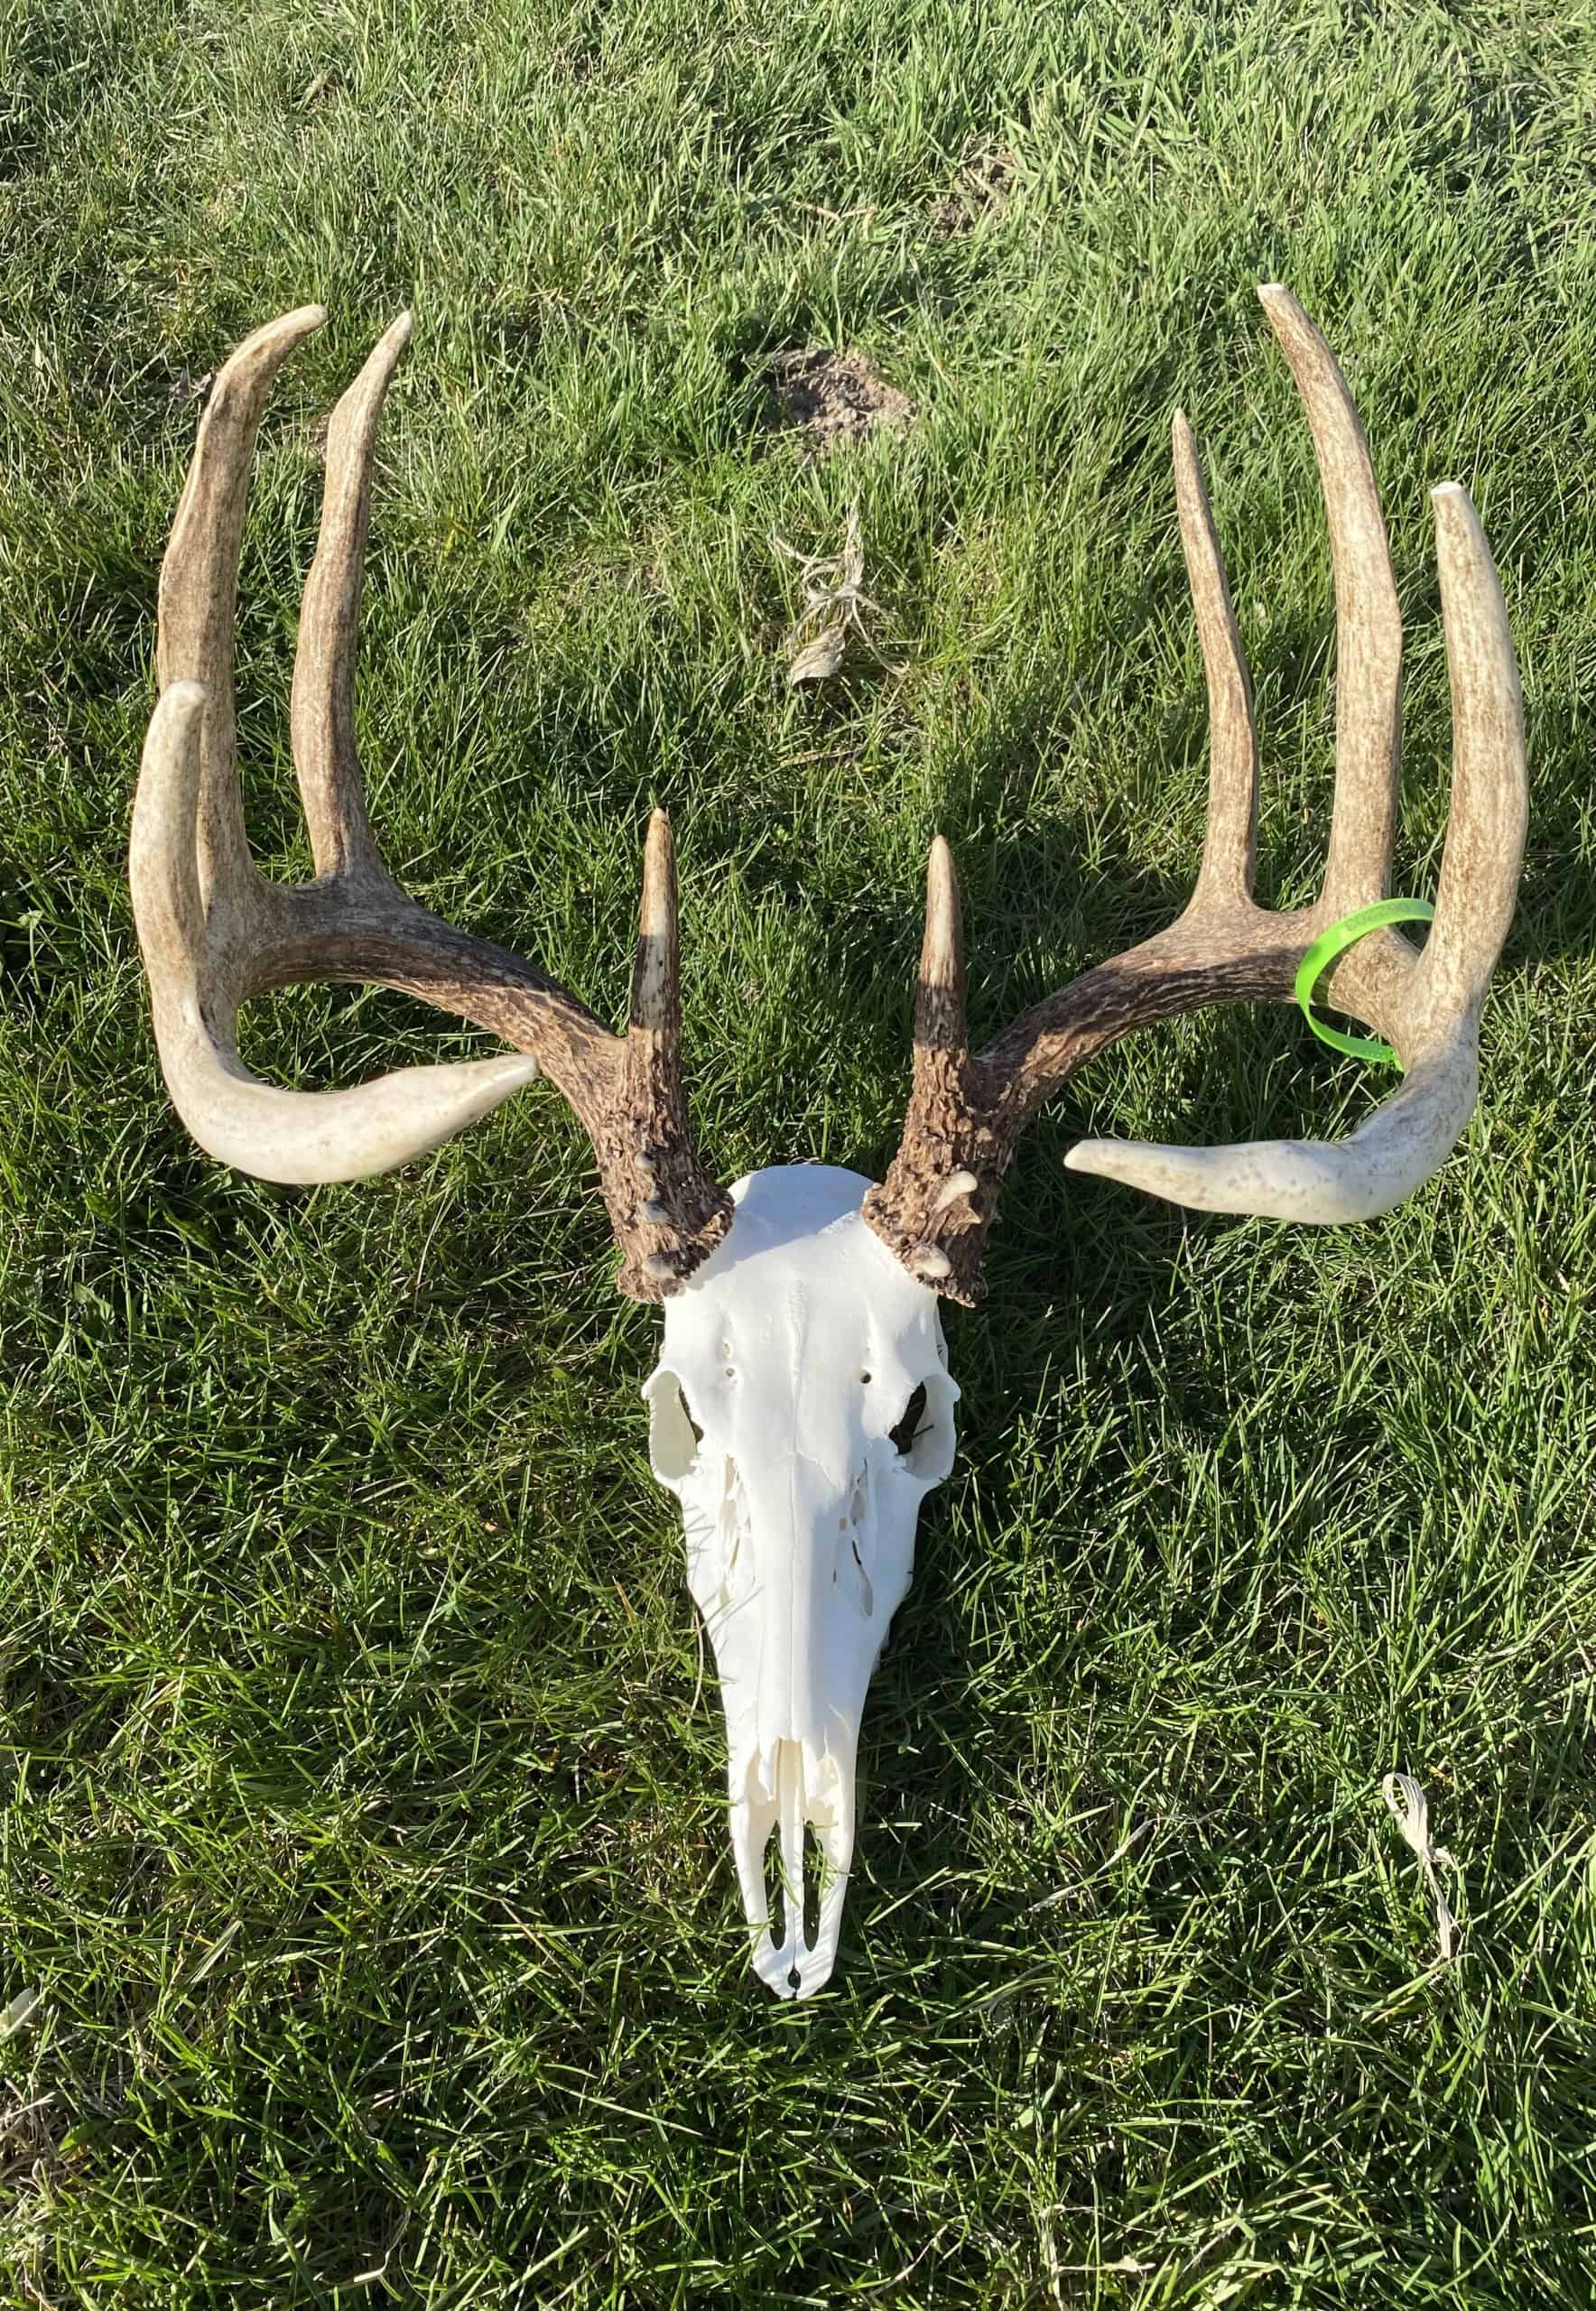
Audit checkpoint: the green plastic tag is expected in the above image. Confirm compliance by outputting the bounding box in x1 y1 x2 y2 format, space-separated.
1294 898 1435 1069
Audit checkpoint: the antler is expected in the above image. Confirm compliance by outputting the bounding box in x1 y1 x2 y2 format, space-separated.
865 286 1526 1305
130 307 731 1300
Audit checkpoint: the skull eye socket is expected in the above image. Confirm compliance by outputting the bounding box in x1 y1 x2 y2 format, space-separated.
647 1372 703 1483
886 1372 957 1485
888 1383 928 1460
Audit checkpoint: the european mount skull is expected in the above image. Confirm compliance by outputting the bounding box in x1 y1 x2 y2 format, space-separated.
131 288 1526 1998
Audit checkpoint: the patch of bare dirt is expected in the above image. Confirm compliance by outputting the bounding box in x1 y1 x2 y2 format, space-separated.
763 348 913 453
929 144 1016 241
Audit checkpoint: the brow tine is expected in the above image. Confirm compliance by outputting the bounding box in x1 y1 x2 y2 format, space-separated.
290 311 413 887
628 811 701 1285
916 836 968 1054
630 808 681 1043
1415 483 1528 1029
1257 284 1401 916
1173 411 1258 907
156 305 328 902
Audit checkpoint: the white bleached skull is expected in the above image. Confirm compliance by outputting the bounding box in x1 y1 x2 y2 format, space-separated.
645 1166 959 1998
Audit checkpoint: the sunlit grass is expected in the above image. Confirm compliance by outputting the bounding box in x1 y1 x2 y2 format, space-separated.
3 2 1595 2302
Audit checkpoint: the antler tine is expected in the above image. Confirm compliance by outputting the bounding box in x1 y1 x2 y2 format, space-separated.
289 311 413 888
1414 484 1527 1032
587 809 734 1292
860 840 988 1294
629 812 691 1283
156 304 329 905
134 307 733 1299
632 808 681 1044
916 835 970 1053
131 681 544 1179
1257 284 1402 916
1174 411 1258 909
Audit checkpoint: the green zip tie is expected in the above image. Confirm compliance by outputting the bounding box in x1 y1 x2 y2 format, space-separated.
1294 897 1435 1069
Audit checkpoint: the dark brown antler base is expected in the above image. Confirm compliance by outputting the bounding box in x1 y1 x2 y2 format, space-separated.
862 1058 1001 1309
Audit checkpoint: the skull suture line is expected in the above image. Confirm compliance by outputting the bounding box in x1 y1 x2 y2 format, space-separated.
131 291 1526 1997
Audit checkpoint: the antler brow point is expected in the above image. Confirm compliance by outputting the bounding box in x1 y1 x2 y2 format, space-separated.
637 811 677 944
921 836 963 981
267 304 329 359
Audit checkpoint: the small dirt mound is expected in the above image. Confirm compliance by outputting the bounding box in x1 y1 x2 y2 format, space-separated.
764 349 913 452
929 144 1016 241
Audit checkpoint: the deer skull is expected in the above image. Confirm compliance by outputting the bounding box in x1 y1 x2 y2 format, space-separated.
645 1165 958 1997
130 290 1526 2000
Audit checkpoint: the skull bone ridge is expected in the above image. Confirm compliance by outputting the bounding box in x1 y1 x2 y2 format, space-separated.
645 1165 960 1999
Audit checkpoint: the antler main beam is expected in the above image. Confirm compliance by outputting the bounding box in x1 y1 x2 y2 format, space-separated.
131 307 731 1299
865 286 1526 1304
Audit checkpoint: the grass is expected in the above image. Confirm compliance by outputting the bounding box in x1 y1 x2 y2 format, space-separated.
3 0 1596 2301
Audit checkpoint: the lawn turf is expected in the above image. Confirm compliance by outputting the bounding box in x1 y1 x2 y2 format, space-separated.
3 2 1596 2303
